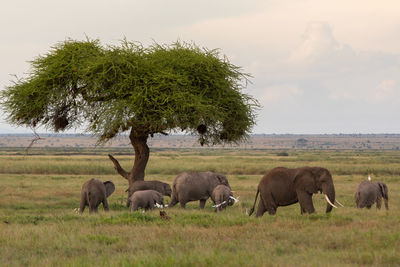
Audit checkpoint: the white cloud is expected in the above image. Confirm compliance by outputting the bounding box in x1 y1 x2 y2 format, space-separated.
260 85 303 104
371 80 397 102
288 22 357 70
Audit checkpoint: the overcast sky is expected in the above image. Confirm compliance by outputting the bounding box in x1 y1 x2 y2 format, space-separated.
1 0 399 134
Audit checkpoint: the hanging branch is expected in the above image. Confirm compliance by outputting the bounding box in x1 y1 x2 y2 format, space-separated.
24 128 44 156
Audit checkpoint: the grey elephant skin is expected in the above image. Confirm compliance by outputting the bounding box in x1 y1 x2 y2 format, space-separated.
249 167 336 217
355 181 389 210
126 180 172 207
169 171 231 209
130 190 164 211
79 179 115 214
211 185 234 212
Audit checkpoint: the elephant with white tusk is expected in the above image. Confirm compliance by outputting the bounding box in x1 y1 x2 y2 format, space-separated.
355 181 389 210
169 171 231 209
125 180 172 207
249 167 342 217
79 179 115 214
129 190 164 212
211 185 236 212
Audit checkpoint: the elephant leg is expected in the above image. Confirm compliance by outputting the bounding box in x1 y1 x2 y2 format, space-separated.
103 199 109 212
150 200 156 210
89 203 95 214
199 199 207 209
376 197 382 210
355 193 360 208
180 200 186 209
266 206 277 215
255 196 267 217
79 204 86 214
89 206 98 214
79 194 86 214
300 206 307 214
297 190 315 214
263 192 277 215
169 195 178 208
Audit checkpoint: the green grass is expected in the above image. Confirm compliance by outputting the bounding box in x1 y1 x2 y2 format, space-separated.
0 148 399 266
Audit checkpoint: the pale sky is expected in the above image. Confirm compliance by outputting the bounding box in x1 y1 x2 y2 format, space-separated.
1 0 399 134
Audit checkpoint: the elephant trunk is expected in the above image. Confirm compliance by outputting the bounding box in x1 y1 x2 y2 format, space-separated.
322 183 336 213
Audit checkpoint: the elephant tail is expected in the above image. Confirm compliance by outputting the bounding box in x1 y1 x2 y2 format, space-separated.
379 183 389 200
248 188 259 216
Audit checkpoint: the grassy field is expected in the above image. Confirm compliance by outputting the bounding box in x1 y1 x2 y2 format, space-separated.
0 148 399 266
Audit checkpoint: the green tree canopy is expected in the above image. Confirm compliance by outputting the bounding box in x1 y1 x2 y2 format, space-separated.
1 38 259 184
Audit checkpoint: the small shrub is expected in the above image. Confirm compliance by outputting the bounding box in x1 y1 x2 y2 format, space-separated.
276 152 289 156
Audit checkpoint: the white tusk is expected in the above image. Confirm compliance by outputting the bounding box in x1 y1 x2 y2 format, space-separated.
154 203 164 208
335 199 344 207
212 200 227 208
229 196 240 203
324 194 338 209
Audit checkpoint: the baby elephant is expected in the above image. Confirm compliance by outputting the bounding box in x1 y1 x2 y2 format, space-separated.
130 190 164 212
126 180 172 207
79 179 115 214
355 181 389 210
211 185 235 212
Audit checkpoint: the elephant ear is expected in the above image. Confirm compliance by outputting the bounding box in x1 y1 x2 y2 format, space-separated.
104 181 115 198
378 182 389 200
293 168 318 194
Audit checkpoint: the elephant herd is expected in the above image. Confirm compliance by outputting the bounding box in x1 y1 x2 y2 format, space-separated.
79 167 389 217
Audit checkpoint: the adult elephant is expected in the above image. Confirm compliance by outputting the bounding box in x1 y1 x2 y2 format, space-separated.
249 167 342 217
169 171 231 209
355 181 389 210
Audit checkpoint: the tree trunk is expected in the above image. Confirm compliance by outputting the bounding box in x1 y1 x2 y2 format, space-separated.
108 129 149 185
127 132 149 182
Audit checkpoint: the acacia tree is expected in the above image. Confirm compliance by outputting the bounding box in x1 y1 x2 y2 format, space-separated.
1 38 258 188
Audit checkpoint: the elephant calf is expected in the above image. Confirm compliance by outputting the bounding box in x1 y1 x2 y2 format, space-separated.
79 179 115 214
130 190 164 211
211 185 234 212
126 180 172 207
355 181 389 210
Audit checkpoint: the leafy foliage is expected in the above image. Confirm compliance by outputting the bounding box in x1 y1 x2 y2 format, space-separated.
1 38 258 145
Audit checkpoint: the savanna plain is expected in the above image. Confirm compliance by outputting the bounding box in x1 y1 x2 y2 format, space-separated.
0 147 399 266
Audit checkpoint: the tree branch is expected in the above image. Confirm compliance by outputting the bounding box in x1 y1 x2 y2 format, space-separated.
24 129 44 156
108 154 130 179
